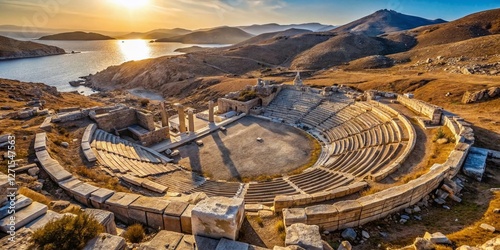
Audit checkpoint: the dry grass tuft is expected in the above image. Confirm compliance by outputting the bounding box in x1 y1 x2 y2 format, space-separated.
19 186 52 205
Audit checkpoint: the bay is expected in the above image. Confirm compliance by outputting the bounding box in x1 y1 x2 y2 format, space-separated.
0 39 227 95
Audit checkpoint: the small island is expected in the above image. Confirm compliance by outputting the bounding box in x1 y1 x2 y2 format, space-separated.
39 31 115 41
0 35 66 60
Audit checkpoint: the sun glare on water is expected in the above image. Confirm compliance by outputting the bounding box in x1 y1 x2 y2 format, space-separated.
118 40 151 61
112 0 149 8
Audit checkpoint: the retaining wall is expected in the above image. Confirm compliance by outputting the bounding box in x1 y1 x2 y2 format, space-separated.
397 95 442 125
284 104 473 230
35 133 193 234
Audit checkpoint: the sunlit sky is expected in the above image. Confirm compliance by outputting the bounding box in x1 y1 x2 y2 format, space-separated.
1 0 499 32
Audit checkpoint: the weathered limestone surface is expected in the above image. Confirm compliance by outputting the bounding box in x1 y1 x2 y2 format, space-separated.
181 204 195 234
34 133 47 152
0 195 32 219
283 208 307 227
216 237 249 250
195 235 220 250
462 147 488 181
139 230 183 250
90 188 115 209
84 233 126 250
0 201 47 233
85 209 117 235
163 201 189 232
285 223 322 250
104 192 140 223
129 196 170 229
191 197 245 241
70 182 99 206
25 210 63 231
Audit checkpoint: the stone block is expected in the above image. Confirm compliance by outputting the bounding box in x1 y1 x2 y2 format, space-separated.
141 179 168 193
58 177 83 194
121 174 144 186
40 117 52 131
129 196 169 228
191 197 245 241
85 209 117 235
304 205 338 230
34 133 47 152
195 235 220 250
104 192 140 224
163 201 188 232
70 183 99 206
334 200 362 229
181 204 195 234
423 232 451 244
216 238 249 250
84 233 126 250
175 234 196 250
0 201 47 233
283 208 306 227
0 195 32 219
83 148 97 162
285 223 322 250
140 230 183 250
25 210 63 231
90 188 115 209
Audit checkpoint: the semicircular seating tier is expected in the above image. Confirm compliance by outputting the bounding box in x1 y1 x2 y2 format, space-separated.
91 129 178 177
146 89 416 205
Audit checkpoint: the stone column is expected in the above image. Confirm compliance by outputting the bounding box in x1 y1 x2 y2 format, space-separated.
160 102 169 127
188 109 195 132
160 102 170 139
208 101 215 123
175 103 186 133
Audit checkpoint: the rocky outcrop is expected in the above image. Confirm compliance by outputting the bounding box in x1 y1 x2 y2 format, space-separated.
462 87 500 104
0 35 65 60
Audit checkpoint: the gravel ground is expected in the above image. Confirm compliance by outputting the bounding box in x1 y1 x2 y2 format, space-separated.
176 116 314 181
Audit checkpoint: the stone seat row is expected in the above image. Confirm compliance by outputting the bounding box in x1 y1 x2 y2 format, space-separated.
329 121 401 155
94 149 177 177
33 134 197 234
187 180 242 198
287 168 354 194
92 129 161 163
325 143 403 178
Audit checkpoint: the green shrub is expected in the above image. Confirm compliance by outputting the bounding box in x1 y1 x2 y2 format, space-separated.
31 213 104 250
124 224 145 243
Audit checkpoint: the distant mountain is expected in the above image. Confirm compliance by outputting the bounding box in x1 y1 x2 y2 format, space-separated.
331 9 446 36
0 35 65 60
235 28 312 46
39 31 115 40
156 27 253 44
117 28 192 40
87 8 500 97
239 23 335 35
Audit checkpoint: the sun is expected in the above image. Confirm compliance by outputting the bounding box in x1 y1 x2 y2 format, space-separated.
112 0 149 8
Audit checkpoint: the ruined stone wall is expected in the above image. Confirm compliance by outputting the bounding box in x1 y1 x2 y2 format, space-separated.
34 132 193 234
94 108 137 132
136 110 156 131
284 103 473 230
138 127 169 146
260 87 282 107
397 95 442 125
217 98 260 114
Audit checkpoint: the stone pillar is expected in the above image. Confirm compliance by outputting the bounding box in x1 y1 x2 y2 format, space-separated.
175 103 186 133
160 102 170 139
160 102 169 127
188 109 195 132
208 101 215 123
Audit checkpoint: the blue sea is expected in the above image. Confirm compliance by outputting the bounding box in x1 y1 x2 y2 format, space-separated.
0 38 227 95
